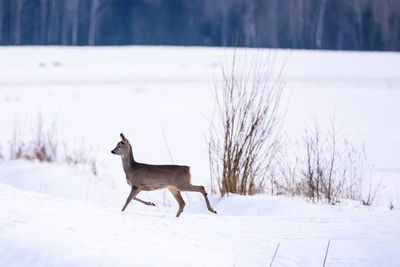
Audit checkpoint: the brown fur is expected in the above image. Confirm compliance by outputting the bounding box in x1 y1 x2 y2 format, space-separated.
111 133 217 217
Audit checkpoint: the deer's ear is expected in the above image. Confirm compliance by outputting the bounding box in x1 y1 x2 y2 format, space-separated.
120 133 129 144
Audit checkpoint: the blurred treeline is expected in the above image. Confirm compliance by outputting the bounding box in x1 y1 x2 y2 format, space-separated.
0 0 399 51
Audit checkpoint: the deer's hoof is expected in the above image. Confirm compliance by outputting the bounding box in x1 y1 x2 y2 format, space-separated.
214 210 217 214
151 203 156 206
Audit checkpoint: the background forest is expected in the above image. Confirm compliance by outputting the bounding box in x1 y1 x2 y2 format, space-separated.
0 0 399 50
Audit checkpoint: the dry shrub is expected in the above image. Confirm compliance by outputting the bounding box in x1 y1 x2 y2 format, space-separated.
209 48 285 196
275 118 380 205
362 176 383 206
64 140 98 176
7 114 98 175
32 115 58 162
299 120 364 203
207 47 380 205
9 114 58 162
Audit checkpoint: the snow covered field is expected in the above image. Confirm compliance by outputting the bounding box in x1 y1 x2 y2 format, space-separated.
0 46 399 266
1 182 400 267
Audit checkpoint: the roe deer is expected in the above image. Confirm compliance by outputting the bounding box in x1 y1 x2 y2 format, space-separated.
111 133 217 217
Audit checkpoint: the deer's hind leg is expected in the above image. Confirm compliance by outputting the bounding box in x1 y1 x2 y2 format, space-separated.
180 184 217 214
168 187 186 217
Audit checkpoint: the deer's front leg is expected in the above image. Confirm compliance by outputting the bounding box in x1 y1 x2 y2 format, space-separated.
121 186 140 212
134 197 156 206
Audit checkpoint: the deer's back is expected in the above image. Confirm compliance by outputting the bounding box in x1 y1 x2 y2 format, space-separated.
128 163 191 190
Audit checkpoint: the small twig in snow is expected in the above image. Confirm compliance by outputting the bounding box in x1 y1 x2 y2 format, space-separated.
269 243 280 267
323 240 331 267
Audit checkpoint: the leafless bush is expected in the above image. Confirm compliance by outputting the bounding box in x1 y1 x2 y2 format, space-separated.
208 49 285 196
276 118 375 204
362 176 383 206
274 150 303 196
299 120 362 204
9 118 25 160
64 140 98 176
64 140 95 164
31 115 58 162
297 120 364 203
7 115 98 175
9 114 58 162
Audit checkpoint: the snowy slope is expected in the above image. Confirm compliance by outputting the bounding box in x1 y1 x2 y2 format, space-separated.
1 181 400 267
0 46 400 266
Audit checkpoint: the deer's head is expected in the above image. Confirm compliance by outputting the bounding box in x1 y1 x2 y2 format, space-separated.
111 133 131 157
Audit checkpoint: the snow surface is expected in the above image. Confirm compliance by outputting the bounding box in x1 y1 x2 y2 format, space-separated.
0 46 400 266
1 181 400 267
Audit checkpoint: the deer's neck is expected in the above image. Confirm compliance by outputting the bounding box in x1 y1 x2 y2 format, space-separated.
122 149 136 174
